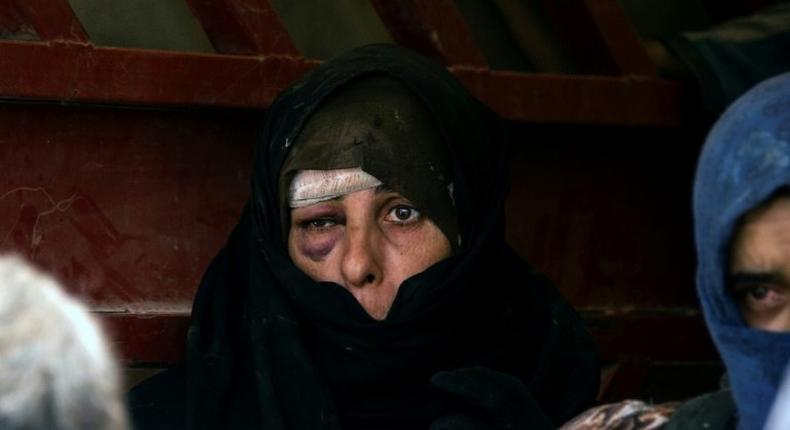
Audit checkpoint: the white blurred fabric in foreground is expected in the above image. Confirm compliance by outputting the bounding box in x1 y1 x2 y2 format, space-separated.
0 255 128 430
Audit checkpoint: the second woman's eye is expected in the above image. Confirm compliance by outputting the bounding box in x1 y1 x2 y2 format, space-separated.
384 205 421 224
734 283 789 312
748 285 769 300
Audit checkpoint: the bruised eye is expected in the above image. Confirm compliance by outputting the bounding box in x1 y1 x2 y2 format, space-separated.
299 218 337 231
384 205 421 224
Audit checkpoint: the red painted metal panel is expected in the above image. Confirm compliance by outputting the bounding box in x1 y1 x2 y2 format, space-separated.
0 102 256 365
0 40 317 108
11 0 88 42
185 0 299 55
579 0 656 76
0 41 685 126
542 0 655 76
452 67 685 126
585 313 716 362
102 313 190 366
0 103 254 310
505 127 700 309
371 0 487 67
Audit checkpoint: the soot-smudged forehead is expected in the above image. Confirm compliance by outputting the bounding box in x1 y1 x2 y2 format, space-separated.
279 76 459 248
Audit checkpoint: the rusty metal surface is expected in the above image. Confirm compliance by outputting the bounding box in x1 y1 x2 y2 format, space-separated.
185 0 298 55
10 0 87 42
371 0 487 67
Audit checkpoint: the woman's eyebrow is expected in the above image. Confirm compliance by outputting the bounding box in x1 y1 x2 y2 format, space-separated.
729 271 783 286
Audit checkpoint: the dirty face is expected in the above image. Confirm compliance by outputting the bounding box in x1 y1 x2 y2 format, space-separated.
730 195 790 331
288 185 451 321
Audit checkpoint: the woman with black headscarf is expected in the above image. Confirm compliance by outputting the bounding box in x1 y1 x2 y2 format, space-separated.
129 44 598 430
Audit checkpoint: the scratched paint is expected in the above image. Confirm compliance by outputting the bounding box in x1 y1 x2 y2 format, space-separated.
0 103 255 313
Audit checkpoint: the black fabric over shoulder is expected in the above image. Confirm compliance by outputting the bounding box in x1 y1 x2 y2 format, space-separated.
664 390 737 430
128 365 187 430
129 44 598 430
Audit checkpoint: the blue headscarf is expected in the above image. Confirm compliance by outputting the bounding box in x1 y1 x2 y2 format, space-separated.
693 71 790 430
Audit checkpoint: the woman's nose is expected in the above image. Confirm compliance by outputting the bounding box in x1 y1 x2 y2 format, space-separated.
340 223 383 289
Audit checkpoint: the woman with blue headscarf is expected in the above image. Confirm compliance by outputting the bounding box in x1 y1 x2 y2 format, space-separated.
563 72 790 430
679 71 790 430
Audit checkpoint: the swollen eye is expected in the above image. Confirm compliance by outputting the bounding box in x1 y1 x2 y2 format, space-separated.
301 218 336 229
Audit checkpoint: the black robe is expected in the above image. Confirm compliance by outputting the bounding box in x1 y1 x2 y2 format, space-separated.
129 43 599 430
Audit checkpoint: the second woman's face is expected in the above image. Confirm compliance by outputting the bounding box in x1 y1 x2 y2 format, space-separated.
730 196 790 331
288 186 451 320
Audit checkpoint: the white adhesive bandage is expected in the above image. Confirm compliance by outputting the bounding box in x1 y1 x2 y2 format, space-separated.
289 167 382 208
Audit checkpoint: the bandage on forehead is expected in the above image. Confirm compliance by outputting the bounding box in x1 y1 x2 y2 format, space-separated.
289 167 382 208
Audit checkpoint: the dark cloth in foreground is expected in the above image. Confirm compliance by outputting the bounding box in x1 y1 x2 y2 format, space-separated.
129 44 598 430
689 72 790 430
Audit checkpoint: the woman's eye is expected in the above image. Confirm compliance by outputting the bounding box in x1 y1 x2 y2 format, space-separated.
736 284 789 311
300 218 337 231
748 286 769 300
385 205 421 224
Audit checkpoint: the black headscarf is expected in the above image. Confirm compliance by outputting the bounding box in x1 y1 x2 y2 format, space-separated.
130 44 598 430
